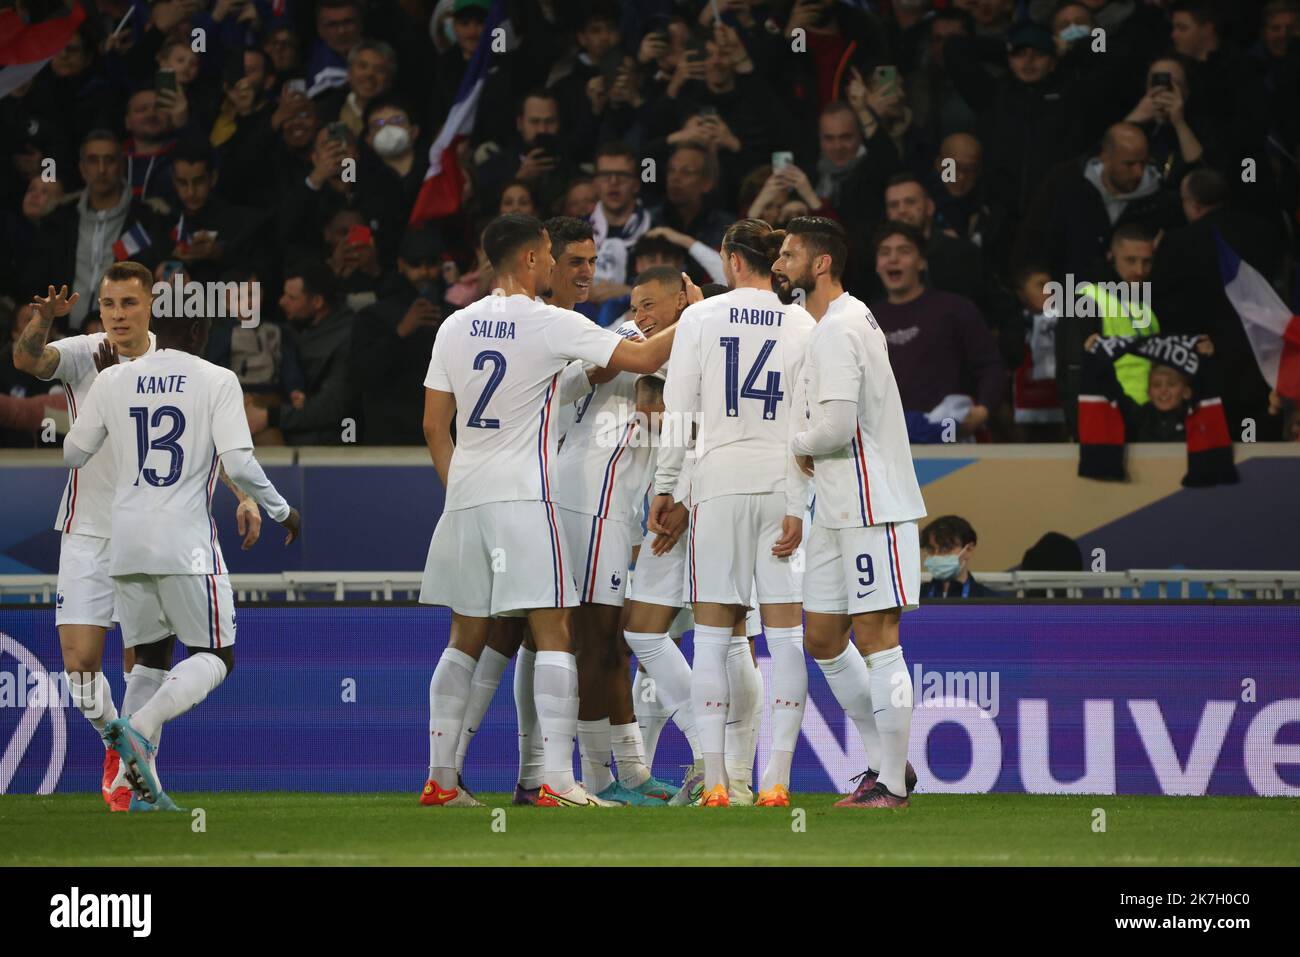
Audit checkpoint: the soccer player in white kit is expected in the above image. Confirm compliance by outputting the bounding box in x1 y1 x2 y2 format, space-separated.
649 219 815 808
13 267 261 810
418 214 678 808
774 217 925 808
63 309 300 811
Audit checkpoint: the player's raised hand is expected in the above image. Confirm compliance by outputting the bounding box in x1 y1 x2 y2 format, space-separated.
681 273 703 305
279 507 302 545
32 284 80 321
236 499 262 549
772 515 802 558
92 338 119 373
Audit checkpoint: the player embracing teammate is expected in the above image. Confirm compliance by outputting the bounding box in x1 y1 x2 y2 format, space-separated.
649 219 815 808
418 214 677 808
773 217 923 807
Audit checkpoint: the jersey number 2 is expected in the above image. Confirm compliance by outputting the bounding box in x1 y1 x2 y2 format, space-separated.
719 337 784 419
467 351 507 429
129 405 186 487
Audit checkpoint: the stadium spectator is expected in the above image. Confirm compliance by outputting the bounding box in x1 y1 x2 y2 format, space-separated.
351 228 447 445
1054 223 1161 437
650 143 734 249
122 89 184 209
2 177 68 301
741 163 835 229
589 141 651 304
315 39 398 139
23 131 167 330
878 172 986 311
263 24 304 80
1129 364 1193 442
166 141 268 285
1122 55 1210 189
497 181 539 217
475 90 573 217
944 19 1115 221
813 99 899 230
562 176 598 219
207 47 277 153
867 222 1002 427
928 132 1010 272
0 303 62 448
323 208 385 311
204 265 307 447
308 0 365 98
905 8 977 148
357 97 427 265
1014 123 1182 282
1005 263 1066 441
919 515 999 599
1152 168 1283 437
248 261 357 446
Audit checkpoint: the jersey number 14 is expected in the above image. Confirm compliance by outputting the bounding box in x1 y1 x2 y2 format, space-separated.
719 337 783 419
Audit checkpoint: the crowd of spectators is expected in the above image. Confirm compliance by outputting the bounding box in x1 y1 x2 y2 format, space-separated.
3 0 1299 449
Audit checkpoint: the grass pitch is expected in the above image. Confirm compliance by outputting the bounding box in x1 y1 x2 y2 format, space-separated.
3 793 1297 866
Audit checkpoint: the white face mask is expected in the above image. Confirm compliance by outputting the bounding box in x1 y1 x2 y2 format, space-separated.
373 124 411 157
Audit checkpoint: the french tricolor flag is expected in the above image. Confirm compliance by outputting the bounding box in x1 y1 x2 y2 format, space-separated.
112 222 152 261
0 2 86 100
1216 232 1300 401
408 0 507 225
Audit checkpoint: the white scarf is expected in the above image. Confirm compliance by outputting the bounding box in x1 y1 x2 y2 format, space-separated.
590 202 650 284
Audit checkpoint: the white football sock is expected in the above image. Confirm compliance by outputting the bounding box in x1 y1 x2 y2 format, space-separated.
626 630 700 759
122 665 167 791
577 717 615 793
425 648 474 784
611 721 651 788
534 650 579 793
69 671 118 740
514 647 544 788
724 635 760 791
631 666 669 767
131 653 227 743
816 645 880 772
455 647 508 774
867 646 913 796
690 625 731 790
761 625 807 792
856 649 883 769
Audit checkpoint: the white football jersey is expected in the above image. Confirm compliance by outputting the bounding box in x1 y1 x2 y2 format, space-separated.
655 287 814 511
556 319 660 523
424 292 622 511
66 349 254 576
801 292 926 527
44 332 156 538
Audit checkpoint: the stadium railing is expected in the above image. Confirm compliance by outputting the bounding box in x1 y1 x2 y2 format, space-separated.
3 570 1300 602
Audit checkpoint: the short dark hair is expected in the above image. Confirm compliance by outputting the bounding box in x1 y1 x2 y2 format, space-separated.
100 261 154 294
920 515 978 551
885 171 928 194
1182 167 1229 209
722 218 785 274
81 129 121 155
870 220 927 255
1110 222 1153 247
482 213 546 269
632 234 683 263
170 139 215 172
633 265 684 289
286 260 338 307
595 140 638 168
784 216 848 281
361 93 413 134
1170 0 1221 29
544 215 594 255
519 88 559 116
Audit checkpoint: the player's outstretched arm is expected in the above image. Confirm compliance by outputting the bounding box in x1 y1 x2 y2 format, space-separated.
423 388 456 487
219 463 263 549
605 321 679 375
63 372 109 468
16 285 79 379
219 448 297 543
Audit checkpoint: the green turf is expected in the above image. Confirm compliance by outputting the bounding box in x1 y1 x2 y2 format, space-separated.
3 793 1297 866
